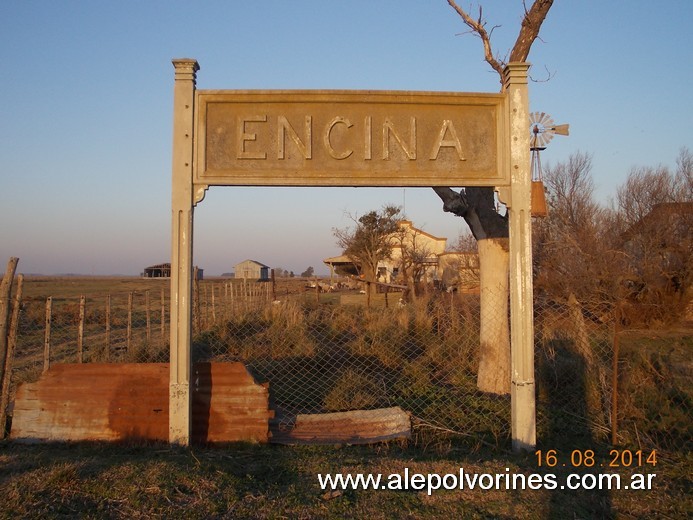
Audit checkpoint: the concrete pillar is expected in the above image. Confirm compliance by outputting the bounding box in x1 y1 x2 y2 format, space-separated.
169 58 199 445
503 62 536 451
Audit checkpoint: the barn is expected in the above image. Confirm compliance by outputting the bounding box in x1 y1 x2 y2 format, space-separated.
142 263 171 278
234 260 270 281
142 263 204 280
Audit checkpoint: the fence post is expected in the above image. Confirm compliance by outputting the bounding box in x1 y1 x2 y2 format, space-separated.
611 304 621 445
77 295 86 363
0 257 19 391
160 287 165 344
211 284 216 325
193 268 201 333
145 290 151 344
43 297 52 373
271 269 276 301
127 292 133 352
105 294 111 361
0 274 23 437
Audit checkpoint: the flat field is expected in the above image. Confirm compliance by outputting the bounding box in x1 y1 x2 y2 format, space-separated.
1 276 690 518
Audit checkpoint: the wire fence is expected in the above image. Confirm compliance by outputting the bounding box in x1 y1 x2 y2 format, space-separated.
5 278 691 455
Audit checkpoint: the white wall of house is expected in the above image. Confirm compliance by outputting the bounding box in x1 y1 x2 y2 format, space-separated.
234 260 269 280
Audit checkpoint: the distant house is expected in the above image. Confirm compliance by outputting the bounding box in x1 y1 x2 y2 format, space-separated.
437 252 480 293
234 260 270 281
621 201 692 295
323 220 477 289
142 263 203 280
142 263 171 278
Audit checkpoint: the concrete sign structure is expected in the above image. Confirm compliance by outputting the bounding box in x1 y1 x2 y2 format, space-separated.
170 59 535 451
195 90 508 187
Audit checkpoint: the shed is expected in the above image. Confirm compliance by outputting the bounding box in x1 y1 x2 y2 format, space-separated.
142 263 171 278
235 259 270 281
142 263 203 280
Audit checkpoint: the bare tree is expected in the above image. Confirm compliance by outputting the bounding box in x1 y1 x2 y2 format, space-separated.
534 152 621 302
614 151 693 323
395 226 435 302
434 0 554 394
333 205 402 296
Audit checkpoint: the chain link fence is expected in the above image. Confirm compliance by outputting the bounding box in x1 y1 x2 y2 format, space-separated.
5 278 691 456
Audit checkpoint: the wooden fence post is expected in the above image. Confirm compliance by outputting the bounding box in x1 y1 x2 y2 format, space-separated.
271 269 276 301
127 292 133 352
230 282 235 316
0 257 19 391
204 282 210 328
160 287 166 344
105 294 111 361
211 284 216 325
77 295 86 363
0 274 23 437
145 290 151 344
43 297 52 373
193 268 201 333
611 304 621 445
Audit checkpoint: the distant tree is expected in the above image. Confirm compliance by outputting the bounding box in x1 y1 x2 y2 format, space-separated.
533 152 616 301
274 267 287 278
395 225 434 302
300 266 314 278
290 271 295 278
334 205 401 295
612 148 693 323
452 230 478 253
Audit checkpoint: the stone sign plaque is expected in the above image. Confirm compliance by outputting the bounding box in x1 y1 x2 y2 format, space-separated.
194 90 509 187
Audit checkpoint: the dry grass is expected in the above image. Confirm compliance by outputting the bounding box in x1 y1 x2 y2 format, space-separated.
0 440 689 519
3 277 691 518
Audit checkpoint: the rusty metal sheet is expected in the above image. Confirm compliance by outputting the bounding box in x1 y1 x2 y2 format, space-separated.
270 406 411 445
11 362 270 444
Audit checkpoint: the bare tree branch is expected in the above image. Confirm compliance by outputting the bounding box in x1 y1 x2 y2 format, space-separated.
447 0 504 79
509 0 554 62
448 0 554 83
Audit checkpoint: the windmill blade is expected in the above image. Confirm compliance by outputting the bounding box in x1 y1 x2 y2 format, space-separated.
539 113 554 128
552 124 570 136
536 132 554 148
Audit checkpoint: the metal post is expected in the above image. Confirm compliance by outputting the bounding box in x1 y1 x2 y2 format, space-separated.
504 62 536 451
169 58 199 445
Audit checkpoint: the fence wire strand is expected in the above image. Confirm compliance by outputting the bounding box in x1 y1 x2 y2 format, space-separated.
6 278 691 455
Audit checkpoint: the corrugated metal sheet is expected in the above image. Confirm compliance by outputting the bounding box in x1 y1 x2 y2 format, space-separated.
11 362 270 443
270 407 411 445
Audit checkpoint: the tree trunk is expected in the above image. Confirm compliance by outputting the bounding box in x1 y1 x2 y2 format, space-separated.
432 187 511 395
361 264 378 300
477 238 511 394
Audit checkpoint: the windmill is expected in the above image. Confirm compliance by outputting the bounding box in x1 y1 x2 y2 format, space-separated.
529 112 569 217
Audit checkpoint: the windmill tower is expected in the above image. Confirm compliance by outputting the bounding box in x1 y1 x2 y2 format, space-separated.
529 112 569 217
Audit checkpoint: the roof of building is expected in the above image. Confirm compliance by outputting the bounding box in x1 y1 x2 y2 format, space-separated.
144 263 171 270
235 259 270 268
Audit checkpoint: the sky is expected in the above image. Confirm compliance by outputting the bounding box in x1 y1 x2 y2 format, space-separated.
1 1 691 276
